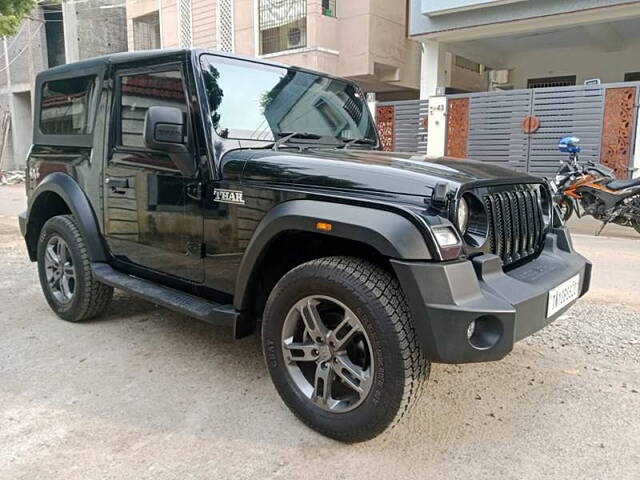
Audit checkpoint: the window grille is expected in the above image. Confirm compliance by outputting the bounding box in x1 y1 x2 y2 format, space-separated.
624 72 640 82
217 0 234 52
133 11 161 51
454 55 480 73
178 0 193 48
259 0 306 55
527 75 576 89
322 0 336 17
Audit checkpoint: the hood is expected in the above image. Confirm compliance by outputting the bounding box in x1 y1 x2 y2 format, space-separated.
236 148 540 198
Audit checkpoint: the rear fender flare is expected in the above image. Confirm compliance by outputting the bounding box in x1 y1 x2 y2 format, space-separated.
26 172 108 262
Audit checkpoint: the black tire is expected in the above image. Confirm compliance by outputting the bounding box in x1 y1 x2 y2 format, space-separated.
262 256 429 443
37 215 113 322
558 198 574 222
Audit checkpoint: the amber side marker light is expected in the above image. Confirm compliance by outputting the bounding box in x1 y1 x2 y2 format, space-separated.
316 222 333 232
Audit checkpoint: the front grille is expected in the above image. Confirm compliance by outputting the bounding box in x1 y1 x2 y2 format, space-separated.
482 186 546 266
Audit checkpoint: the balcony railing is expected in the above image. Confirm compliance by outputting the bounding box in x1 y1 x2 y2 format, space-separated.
259 0 307 55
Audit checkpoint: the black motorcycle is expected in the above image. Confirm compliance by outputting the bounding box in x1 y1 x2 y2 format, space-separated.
551 137 640 235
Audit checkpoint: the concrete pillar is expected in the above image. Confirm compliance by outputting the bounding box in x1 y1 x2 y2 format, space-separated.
62 2 80 63
366 92 377 119
420 40 447 99
426 96 447 157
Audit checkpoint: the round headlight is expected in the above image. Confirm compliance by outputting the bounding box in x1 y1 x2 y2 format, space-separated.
457 197 469 233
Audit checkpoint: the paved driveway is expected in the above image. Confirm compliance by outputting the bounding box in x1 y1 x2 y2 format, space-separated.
1 184 638 479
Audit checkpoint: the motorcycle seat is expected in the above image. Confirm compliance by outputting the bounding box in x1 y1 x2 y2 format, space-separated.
606 177 640 190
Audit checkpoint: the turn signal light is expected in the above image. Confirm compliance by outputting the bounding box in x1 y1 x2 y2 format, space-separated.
316 222 333 232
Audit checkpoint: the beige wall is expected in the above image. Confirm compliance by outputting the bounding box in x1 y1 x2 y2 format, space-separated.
127 0 419 96
127 0 217 50
232 0 420 96
193 0 217 48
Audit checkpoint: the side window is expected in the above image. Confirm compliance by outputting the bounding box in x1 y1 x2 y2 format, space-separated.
41 75 96 135
118 70 187 149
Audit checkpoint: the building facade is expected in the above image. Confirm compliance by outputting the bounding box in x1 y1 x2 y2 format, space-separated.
409 0 640 97
0 1 128 170
125 0 421 100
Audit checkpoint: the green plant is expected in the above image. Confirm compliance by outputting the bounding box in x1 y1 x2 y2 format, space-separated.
0 0 36 37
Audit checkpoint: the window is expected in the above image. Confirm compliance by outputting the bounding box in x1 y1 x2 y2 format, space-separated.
133 12 161 50
322 0 336 17
527 75 576 89
199 55 376 143
624 72 640 82
42 4 65 68
119 70 187 149
41 76 96 135
259 0 306 55
455 55 480 73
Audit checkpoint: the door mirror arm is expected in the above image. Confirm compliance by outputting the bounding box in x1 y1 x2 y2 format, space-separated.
143 106 196 177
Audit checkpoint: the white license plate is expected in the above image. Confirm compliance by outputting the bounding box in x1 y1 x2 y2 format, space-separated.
547 274 580 317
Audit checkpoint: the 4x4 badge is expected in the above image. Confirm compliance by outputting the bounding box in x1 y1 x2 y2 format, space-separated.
213 188 245 205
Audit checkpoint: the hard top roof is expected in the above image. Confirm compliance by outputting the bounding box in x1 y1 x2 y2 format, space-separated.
37 48 331 80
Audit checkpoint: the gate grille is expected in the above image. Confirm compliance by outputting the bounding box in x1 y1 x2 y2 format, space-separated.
482 186 545 266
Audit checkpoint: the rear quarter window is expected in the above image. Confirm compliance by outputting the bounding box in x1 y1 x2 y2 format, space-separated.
40 75 96 135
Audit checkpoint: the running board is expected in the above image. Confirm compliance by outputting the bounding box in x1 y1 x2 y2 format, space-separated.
92 263 238 328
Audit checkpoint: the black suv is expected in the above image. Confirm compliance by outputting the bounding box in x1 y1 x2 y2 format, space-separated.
19 49 591 442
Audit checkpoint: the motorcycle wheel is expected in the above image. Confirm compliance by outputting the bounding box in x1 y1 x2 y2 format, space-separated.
557 199 574 222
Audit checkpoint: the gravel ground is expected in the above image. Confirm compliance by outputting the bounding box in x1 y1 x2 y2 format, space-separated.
1 184 639 479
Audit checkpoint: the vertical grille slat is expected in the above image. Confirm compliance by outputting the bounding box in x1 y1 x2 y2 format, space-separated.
482 185 546 267
498 193 512 264
517 191 533 256
527 190 542 254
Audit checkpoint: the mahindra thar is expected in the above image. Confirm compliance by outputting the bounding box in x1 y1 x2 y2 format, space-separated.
19 49 591 442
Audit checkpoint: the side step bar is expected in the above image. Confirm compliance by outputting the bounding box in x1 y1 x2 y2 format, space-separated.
92 263 238 328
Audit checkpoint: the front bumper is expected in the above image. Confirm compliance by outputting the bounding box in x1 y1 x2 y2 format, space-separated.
391 227 591 364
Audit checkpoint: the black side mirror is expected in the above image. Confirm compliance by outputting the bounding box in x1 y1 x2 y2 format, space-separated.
143 106 196 177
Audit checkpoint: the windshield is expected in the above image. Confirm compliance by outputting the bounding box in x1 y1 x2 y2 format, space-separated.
200 54 377 144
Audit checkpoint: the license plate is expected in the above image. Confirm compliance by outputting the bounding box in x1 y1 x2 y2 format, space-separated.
547 274 580 317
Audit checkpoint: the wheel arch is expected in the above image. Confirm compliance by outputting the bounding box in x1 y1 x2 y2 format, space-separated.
25 172 108 262
233 200 431 317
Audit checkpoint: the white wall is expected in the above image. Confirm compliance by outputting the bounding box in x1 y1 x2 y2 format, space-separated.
507 39 640 89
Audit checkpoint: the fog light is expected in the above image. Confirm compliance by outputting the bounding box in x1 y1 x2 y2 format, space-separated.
467 316 503 351
467 319 476 340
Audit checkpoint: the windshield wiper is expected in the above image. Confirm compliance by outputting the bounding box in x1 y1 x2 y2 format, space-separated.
272 132 323 151
342 138 377 149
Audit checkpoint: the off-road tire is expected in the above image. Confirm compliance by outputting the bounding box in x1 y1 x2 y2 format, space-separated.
262 256 429 443
37 215 113 322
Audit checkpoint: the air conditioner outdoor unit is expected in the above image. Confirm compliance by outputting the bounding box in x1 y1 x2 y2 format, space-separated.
287 27 304 49
489 69 511 84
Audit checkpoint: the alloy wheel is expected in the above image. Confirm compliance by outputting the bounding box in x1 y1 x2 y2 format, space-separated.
44 235 76 304
281 295 374 413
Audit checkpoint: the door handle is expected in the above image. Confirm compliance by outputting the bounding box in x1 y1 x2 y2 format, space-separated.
106 177 129 192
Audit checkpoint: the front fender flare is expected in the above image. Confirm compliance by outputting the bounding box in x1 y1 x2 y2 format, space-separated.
233 199 431 311
26 172 108 262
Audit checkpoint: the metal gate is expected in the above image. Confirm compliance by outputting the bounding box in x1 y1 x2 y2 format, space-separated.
377 83 639 179
447 82 639 179
376 100 428 154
